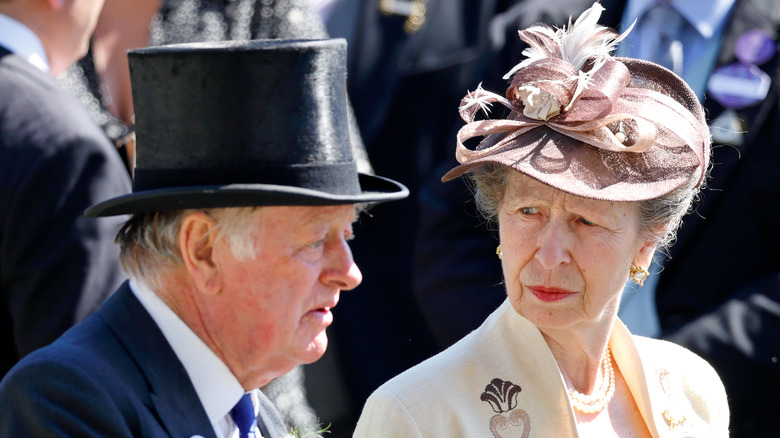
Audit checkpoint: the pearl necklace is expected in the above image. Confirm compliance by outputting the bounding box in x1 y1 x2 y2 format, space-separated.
567 348 616 414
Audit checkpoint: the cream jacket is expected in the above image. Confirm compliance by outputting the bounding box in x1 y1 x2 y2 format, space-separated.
354 299 729 437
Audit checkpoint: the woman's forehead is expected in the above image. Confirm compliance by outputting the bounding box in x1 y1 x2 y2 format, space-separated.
503 172 632 214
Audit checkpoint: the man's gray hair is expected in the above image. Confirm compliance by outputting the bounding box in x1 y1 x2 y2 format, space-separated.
115 207 264 287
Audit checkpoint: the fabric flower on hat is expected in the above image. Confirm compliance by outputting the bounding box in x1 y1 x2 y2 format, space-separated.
515 85 561 120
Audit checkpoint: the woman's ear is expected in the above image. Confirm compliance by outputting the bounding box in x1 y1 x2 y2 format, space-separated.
179 212 222 296
634 237 658 268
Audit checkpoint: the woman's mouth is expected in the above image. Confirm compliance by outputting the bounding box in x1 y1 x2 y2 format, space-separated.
528 286 577 302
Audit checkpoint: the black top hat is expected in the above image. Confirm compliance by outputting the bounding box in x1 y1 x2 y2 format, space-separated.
86 39 407 217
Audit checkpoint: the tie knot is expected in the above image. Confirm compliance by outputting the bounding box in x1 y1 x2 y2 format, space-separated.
230 394 256 438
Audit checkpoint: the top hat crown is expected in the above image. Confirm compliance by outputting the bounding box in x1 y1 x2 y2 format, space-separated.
86 39 407 217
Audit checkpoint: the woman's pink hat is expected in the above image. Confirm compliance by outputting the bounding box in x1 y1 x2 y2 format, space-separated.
442 2 709 202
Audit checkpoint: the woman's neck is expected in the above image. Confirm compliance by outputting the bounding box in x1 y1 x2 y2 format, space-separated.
541 320 615 395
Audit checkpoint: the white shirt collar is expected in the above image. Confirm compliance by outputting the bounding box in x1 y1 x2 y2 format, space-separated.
0 13 49 72
624 0 736 39
129 278 246 437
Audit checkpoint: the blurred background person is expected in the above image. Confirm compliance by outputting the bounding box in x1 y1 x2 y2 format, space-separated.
0 0 131 377
414 0 780 436
59 0 369 174
313 0 442 423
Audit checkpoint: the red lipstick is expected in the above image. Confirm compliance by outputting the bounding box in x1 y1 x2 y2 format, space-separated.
528 286 577 302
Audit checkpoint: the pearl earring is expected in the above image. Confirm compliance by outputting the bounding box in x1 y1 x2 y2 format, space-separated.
629 264 649 286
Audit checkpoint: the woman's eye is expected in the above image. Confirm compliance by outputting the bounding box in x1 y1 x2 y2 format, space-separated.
579 217 597 226
520 207 538 215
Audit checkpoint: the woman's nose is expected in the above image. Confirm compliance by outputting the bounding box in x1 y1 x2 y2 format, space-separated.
534 222 572 269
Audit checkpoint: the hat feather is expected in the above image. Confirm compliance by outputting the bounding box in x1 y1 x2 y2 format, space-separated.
503 2 633 81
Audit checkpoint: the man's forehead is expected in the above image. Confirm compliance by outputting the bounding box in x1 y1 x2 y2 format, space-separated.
262 204 358 225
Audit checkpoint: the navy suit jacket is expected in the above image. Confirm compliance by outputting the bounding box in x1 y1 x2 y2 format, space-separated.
0 46 131 377
0 282 287 437
413 1 780 436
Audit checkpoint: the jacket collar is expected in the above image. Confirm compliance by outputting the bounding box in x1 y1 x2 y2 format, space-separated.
99 283 218 438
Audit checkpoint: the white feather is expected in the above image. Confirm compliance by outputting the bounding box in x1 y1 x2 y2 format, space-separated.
460 83 494 116
503 2 634 84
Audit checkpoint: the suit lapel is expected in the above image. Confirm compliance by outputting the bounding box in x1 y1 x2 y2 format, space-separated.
100 284 217 438
255 390 287 438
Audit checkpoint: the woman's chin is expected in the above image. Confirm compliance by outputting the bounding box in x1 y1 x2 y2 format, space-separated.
513 301 581 330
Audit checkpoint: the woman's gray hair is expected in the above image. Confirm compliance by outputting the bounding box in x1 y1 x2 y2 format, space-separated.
469 164 707 252
115 207 264 287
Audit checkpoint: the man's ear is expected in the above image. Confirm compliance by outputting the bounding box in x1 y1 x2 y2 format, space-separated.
179 212 222 296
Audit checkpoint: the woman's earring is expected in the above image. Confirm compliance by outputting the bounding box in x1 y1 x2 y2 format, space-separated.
629 264 649 287
496 245 503 260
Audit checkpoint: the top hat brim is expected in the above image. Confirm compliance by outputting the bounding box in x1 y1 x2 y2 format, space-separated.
85 173 408 217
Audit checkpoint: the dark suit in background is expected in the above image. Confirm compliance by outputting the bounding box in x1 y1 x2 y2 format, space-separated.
0 46 130 378
413 1 780 436
656 2 780 436
0 283 285 437
323 0 442 415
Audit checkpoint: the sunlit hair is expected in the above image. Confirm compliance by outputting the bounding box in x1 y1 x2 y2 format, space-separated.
469 164 706 252
115 207 265 288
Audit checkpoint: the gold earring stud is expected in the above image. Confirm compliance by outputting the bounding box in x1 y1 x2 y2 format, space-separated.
496 245 502 260
629 264 649 286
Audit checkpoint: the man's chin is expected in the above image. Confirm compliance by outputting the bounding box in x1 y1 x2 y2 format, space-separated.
300 332 328 364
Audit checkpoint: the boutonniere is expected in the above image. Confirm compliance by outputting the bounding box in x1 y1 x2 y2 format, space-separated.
284 423 331 438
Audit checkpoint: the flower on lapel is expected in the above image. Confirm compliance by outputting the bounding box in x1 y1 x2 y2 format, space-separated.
284 423 330 438
480 378 531 438
480 378 522 413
